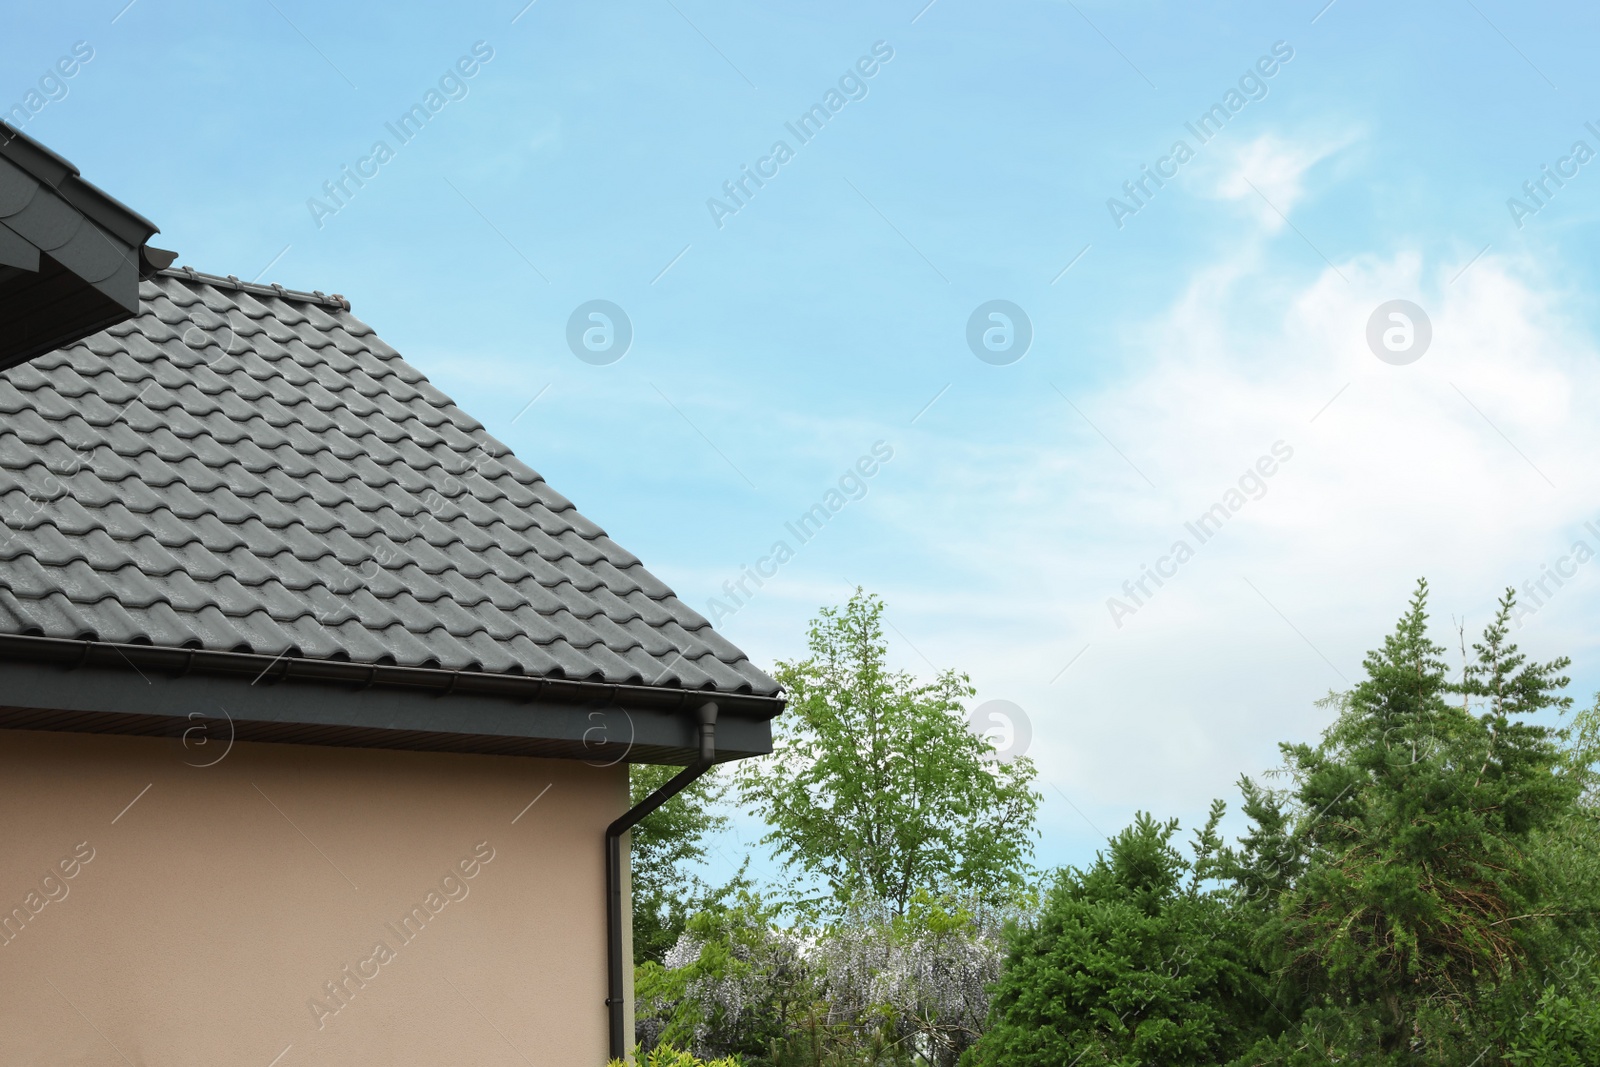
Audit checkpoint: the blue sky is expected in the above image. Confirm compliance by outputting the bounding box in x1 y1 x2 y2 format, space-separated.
10 0 1600 880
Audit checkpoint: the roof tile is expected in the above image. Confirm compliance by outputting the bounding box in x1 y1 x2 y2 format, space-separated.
0 271 777 696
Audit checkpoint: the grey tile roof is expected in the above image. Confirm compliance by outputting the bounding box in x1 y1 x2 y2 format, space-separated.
0 268 779 697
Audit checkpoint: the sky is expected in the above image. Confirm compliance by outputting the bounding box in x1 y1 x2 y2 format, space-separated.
9 0 1600 881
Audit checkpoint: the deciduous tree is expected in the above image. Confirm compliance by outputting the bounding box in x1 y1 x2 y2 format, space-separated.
738 591 1039 917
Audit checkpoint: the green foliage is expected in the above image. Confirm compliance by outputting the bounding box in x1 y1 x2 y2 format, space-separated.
812 891 1011 1066
633 583 1600 1066
635 891 811 1063
1500 982 1600 1066
973 581 1600 1067
970 805 1268 1067
737 591 1039 918
1226 582 1591 1062
637 887 1009 1067
1566 695 1600 807
609 1043 743 1067
631 763 730 964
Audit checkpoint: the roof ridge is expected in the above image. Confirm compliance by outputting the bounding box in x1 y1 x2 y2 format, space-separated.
159 267 352 312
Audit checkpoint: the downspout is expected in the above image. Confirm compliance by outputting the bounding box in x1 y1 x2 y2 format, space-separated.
605 700 718 1062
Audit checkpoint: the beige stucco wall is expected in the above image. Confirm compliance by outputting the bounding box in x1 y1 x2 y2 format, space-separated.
0 727 627 1067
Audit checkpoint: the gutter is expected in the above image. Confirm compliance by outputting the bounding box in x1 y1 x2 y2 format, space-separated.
0 632 783 721
604 700 719 1061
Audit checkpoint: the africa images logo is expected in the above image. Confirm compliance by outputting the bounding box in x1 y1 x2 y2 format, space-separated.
969 700 1032 761
966 301 1033 366
566 300 634 365
1365 300 1432 365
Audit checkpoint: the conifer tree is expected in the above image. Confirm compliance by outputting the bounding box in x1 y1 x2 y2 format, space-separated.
1239 581 1578 1059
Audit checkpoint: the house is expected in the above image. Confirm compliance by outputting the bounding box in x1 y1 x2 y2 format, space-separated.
0 123 784 1066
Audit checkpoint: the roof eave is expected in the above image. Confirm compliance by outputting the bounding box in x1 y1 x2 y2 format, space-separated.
0 633 785 764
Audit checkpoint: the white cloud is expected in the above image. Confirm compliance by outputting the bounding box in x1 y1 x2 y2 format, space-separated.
743 243 1600 867
1203 131 1358 229
452 224 1600 878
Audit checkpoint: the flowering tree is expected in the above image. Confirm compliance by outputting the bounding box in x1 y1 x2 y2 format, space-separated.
635 891 1009 1067
816 895 1008 1066
635 894 811 1062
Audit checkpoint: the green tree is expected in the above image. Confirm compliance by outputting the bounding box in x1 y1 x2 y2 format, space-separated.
1488 690 1600 1066
631 764 730 964
971 805 1269 1067
737 591 1039 917
1230 582 1583 1062
964 582 1600 1066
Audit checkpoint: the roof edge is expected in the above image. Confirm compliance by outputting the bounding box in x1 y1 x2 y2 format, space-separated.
0 121 160 246
160 266 352 311
0 633 786 720
0 658 776 764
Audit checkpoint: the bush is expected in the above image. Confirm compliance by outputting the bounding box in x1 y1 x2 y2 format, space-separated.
969 808 1268 1067
610 1044 743 1067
